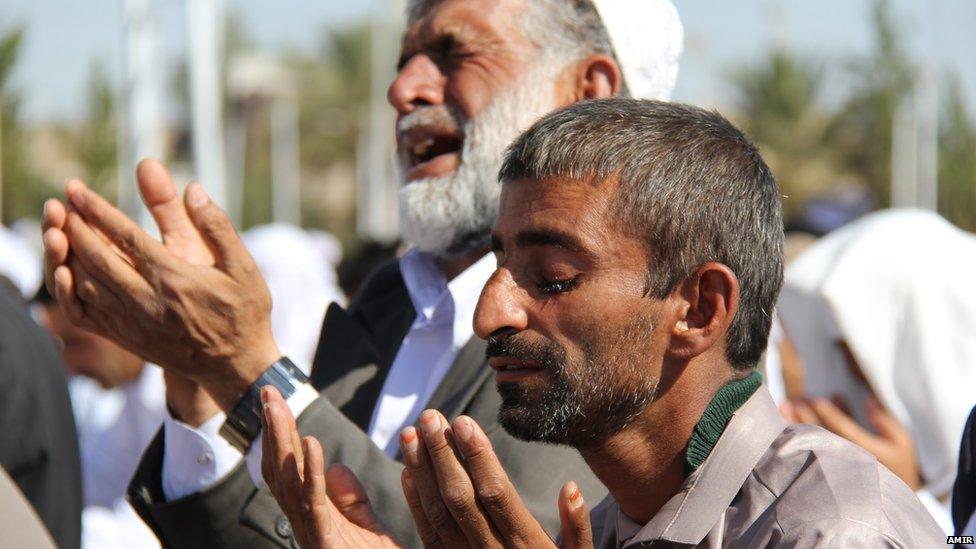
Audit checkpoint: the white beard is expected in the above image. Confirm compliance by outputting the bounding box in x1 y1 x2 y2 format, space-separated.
397 63 560 257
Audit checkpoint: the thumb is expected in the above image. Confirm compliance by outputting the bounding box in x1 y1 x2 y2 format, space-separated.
865 395 908 442
325 463 388 535
184 183 255 278
557 481 593 549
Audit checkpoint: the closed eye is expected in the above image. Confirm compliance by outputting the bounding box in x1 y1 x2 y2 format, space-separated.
538 276 580 295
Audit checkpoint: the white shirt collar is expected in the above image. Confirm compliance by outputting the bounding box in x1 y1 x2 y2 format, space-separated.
399 248 496 350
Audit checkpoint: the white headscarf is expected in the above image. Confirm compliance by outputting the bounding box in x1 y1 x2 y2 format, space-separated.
592 0 683 100
243 224 346 375
777 209 976 498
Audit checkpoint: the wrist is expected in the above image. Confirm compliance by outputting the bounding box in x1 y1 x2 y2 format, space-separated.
218 356 309 452
164 372 222 427
200 339 282 412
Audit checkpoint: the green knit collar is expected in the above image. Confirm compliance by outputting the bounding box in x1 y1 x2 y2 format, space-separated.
684 369 762 475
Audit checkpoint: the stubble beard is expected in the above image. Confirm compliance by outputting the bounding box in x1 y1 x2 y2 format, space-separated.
492 312 661 450
397 61 561 258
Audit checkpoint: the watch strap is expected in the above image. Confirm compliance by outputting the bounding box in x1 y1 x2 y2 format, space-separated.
219 356 308 453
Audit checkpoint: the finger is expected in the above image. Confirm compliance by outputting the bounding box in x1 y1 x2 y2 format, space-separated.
261 390 277 496
69 257 128 336
136 159 214 264
66 182 175 277
43 225 70 296
53 265 90 330
865 395 909 442
262 386 305 524
301 437 330 547
557 482 592 549
791 400 821 426
399 425 468 547
325 463 388 534
779 401 799 423
402 469 444 549
451 415 536 540
183 183 256 279
417 410 497 545
809 398 872 446
42 196 67 232
63 211 155 303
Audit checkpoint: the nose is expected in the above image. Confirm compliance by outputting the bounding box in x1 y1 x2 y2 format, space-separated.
387 54 447 114
474 268 528 340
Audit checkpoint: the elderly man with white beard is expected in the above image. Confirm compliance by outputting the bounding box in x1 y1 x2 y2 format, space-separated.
40 1 681 547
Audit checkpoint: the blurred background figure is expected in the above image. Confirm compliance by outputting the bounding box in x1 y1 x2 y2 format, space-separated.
33 284 165 548
0 223 41 300
956 404 976 537
241 222 346 374
0 275 81 549
772 209 976 534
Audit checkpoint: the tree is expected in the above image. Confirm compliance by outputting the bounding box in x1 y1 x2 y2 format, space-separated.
0 23 44 224
729 49 846 220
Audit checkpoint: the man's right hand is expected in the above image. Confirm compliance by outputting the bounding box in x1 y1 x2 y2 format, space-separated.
42 159 280 412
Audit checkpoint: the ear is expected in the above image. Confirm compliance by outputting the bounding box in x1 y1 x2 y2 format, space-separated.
666 263 740 361
573 54 623 101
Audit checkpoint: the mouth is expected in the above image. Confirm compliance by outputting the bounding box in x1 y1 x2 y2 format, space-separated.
489 357 544 382
399 126 464 181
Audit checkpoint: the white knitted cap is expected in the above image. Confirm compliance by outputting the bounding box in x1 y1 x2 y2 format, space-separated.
591 0 683 100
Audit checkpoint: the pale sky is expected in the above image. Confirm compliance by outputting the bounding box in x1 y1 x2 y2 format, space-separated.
2 0 974 122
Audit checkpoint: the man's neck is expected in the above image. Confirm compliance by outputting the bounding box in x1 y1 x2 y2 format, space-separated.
579 362 737 525
437 247 489 280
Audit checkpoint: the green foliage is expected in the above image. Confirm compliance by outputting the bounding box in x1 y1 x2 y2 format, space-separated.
730 0 976 232
0 23 45 224
66 63 118 199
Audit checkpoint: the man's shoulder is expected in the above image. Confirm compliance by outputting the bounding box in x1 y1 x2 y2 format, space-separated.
748 423 942 544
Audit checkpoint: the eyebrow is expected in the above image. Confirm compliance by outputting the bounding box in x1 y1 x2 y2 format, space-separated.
492 228 595 258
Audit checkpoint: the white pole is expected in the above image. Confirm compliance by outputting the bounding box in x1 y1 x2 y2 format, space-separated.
186 0 228 209
915 65 938 211
271 99 301 225
121 0 164 230
891 96 917 209
357 0 402 242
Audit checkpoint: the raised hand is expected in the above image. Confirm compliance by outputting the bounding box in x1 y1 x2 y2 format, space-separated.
399 410 593 549
42 173 280 410
260 387 402 549
783 395 921 490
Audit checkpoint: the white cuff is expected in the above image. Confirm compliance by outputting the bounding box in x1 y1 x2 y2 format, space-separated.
244 383 321 487
161 412 243 501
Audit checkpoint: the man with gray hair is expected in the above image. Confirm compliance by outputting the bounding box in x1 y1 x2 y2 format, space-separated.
262 98 945 548
40 0 682 547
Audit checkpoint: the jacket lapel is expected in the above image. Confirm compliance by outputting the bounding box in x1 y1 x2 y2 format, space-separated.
309 271 416 431
423 337 490 421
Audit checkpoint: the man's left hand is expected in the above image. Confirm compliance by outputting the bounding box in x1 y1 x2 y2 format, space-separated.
400 410 593 549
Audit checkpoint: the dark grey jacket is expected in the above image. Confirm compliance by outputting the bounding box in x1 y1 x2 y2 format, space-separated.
127 260 606 548
0 285 82 549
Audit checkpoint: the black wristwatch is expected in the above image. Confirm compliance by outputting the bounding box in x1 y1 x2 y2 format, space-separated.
219 356 308 453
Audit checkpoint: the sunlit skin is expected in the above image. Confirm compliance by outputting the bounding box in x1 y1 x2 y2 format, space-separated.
391 0 540 182
39 302 144 389
40 0 621 428
474 176 745 524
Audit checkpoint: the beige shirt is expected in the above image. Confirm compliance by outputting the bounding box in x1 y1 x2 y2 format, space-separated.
0 466 56 549
590 388 945 548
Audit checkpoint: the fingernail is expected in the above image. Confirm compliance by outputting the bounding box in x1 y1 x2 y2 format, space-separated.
571 488 583 508
186 183 209 207
454 416 473 443
400 427 418 455
420 410 440 436
261 386 273 403
69 189 85 210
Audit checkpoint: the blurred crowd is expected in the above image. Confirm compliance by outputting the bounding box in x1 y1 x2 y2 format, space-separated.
0 0 974 548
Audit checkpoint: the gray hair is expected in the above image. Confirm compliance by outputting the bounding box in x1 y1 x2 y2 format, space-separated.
406 0 624 94
499 98 785 369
